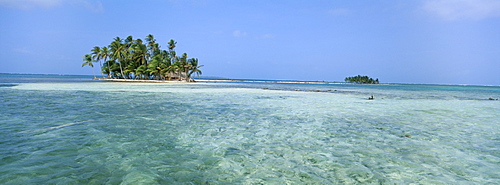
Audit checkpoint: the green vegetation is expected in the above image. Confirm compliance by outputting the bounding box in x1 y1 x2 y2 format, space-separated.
344 75 379 84
81 54 96 79
82 34 203 82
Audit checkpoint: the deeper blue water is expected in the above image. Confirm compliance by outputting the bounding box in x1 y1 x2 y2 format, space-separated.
0 74 499 184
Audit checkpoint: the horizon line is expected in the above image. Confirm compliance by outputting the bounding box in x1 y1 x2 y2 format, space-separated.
0 72 498 87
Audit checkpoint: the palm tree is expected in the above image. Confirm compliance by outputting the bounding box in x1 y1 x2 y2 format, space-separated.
109 37 127 79
170 61 181 80
124 36 134 48
168 39 177 51
132 39 148 79
147 57 162 80
162 56 174 80
146 34 160 58
82 54 96 79
179 53 189 80
99 46 111 78
91 46 103 78
186 58 203 82
84 35 203 82
135 65 147 79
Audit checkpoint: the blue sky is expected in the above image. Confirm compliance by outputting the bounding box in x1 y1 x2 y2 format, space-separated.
1 0 499 85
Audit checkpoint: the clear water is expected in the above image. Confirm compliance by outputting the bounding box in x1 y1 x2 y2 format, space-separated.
1 74 499 184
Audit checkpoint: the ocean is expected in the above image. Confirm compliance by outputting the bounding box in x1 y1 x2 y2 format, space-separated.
0 73 499 184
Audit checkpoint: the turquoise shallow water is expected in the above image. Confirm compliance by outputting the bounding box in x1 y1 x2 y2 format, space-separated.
0 74 499 184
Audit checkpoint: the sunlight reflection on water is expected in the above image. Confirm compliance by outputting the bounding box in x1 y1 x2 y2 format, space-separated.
1 81 499 184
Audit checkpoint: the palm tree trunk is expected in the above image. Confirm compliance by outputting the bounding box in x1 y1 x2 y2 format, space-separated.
104 57 111 78
118 62 125 79
92 67 96 79
99 60 104 78
185 71 190 82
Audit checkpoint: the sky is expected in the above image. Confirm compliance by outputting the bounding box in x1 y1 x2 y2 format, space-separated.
1 0 499 85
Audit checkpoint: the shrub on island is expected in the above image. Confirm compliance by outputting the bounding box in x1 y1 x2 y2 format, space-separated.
344 75 379 84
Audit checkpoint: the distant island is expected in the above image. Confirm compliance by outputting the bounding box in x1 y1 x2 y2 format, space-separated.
344 75 379 84
82 34 202 82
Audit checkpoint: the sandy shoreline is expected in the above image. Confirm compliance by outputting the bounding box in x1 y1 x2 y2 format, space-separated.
209 79 349 85
93 78 190 83
93 78 351 85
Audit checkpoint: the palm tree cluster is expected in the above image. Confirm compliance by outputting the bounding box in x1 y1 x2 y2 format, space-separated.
344 75 379 84
82 34 203 82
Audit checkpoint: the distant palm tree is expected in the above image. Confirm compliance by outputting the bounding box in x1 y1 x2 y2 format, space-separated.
82 54 96 79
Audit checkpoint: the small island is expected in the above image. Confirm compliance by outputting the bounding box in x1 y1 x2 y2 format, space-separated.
82 34 202 82
344 75 379 84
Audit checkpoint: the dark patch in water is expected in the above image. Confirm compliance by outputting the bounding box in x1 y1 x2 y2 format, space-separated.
224 147 243 156
0 84 18 88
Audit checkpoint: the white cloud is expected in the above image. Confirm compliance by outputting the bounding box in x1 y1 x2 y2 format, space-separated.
232 30 247 37
423 0 500 21
75 0 103 13
0 0 63 9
